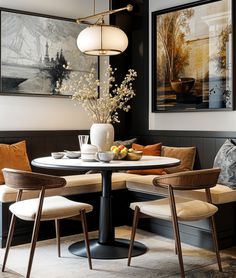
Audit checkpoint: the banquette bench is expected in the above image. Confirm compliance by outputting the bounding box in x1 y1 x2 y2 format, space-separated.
0 130 236 251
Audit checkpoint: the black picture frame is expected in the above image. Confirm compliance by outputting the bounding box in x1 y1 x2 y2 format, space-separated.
0 8 98 97
152 0 234 112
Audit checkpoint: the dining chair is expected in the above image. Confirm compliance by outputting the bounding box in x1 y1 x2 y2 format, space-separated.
127 168 222 278
1 168 93 278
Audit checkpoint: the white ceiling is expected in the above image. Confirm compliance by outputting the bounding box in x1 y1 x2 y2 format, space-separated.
0 0 108 19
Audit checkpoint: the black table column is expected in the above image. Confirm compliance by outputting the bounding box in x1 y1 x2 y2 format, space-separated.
99 170 114 244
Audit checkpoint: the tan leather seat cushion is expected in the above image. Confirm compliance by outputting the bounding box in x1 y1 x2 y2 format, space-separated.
0 172 138 203
61 172 137 195
10 196 93 221
1 171 236 205
126 175 236 205
130 197 218 221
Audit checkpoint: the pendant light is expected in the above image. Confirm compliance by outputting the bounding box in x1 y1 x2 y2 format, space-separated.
76 3 133 56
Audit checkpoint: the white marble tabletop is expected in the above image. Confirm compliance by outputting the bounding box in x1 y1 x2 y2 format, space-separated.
32 155 180 171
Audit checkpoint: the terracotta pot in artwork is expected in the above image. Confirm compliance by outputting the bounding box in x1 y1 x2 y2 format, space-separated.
170 78 195 94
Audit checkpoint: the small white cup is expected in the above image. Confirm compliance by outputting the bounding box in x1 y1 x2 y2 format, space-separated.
96 151 114 163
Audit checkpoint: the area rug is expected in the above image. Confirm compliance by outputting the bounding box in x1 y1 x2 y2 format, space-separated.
0 226 235 278
185 258 236 278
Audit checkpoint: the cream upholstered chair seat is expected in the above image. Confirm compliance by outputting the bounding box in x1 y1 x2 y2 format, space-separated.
130 197 218 221
10 196 93 221
1 168 93 278
128 168 222 278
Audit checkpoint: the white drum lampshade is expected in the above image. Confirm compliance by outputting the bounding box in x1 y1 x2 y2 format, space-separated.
77 25 128 56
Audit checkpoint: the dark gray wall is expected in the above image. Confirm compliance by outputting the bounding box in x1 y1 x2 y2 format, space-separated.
110 0 149 137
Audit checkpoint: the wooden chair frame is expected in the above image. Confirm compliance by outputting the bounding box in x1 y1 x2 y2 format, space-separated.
127 168 222 278
1 168 92 278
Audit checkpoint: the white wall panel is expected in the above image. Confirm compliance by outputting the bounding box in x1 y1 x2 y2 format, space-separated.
0 0 108 130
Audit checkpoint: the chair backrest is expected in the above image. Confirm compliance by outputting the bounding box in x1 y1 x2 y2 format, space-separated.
2 168 66 191
153 168 221 190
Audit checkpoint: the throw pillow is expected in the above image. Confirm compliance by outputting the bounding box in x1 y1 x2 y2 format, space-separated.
213 139 236 189
113 138 137 148
128 143 166 175
132 143 162 156
162 146 196 174
0 141 32 184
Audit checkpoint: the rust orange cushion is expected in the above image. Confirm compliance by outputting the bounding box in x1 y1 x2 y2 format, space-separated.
0 141 32 184
128 143 166 175
132 143 162 156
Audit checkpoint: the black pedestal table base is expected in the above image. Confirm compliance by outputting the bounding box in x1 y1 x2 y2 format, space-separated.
68 238 147 259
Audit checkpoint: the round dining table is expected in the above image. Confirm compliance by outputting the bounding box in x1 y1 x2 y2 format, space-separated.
32 155 180 260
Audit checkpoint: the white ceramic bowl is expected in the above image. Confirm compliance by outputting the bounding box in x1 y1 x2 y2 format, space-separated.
64 151 81 159
51 152 64 159
96 151 114 163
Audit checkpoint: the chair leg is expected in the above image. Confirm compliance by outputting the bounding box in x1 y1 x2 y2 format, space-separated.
26 214 42 278
168 186 185 278
55 219 61 257
80 209 92 270
2 214 17 272
172 216 185 278
174 242 178 255
209 216 222 272
127 206 140 266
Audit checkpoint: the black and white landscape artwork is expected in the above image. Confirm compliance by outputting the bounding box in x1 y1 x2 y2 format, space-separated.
1 10 97 96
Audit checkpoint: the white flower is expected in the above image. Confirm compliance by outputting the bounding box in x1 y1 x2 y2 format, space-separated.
58 65 137 123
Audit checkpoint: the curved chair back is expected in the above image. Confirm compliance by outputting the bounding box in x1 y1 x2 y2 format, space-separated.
2 168 66 191
153 168 221 190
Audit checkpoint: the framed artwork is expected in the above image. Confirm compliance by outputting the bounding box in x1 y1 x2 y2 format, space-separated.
0 8 98 97
152 0 234 112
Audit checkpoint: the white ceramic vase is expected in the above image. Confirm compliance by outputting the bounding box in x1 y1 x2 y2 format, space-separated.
90 123 114 152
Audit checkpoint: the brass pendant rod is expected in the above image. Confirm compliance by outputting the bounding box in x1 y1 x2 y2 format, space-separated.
76 4 133 25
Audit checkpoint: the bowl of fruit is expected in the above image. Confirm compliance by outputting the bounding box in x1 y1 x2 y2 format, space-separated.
110 145 128 160
110 145 143 161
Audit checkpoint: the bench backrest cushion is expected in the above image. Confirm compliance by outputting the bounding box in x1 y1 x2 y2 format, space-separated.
213 139 236 189
128 143 166 175
0 141 32 185
162 146 196 174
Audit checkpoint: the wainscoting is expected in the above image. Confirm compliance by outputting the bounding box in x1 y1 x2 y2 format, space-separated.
1 130 236 250
0 130 90 176
134 130 236 169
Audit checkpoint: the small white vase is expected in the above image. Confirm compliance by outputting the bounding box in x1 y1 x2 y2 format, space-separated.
90 123 114 152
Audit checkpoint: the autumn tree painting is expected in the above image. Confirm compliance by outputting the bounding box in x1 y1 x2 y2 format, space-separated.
156 9 194 84
153 0 232 112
